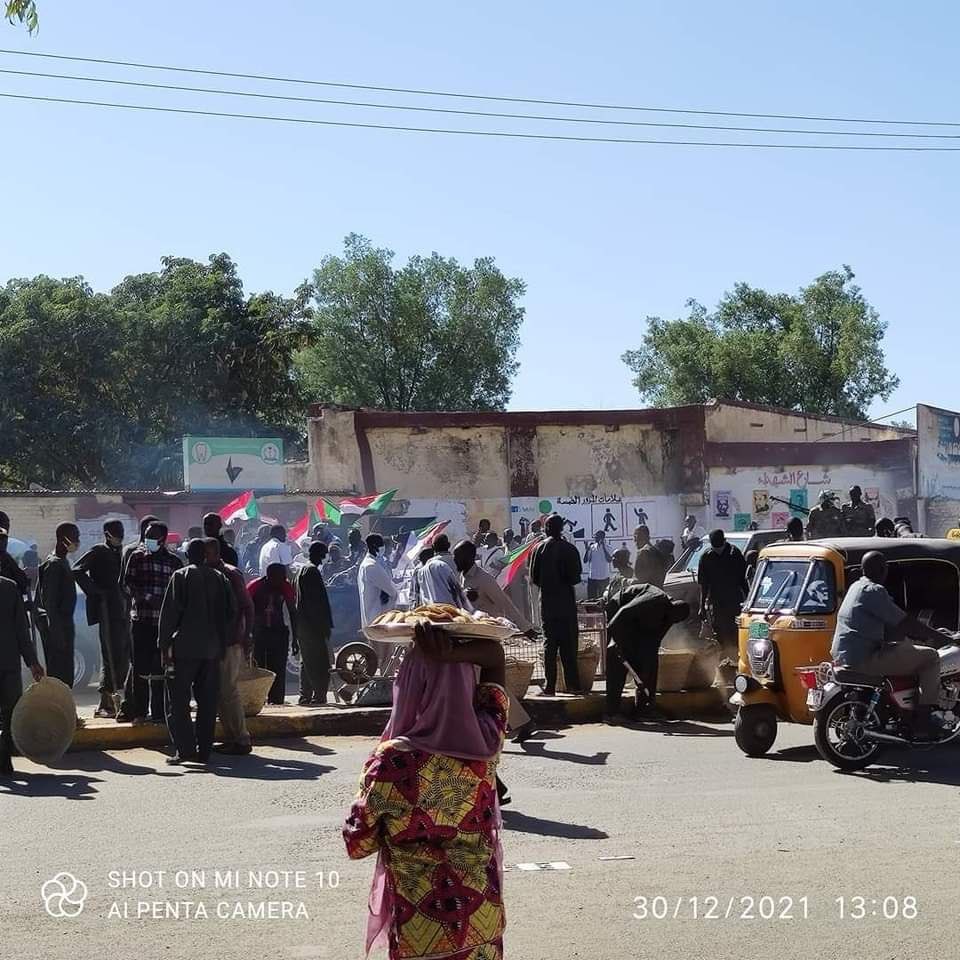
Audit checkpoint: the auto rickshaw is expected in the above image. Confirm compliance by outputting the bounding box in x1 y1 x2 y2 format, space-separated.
730 537 960 756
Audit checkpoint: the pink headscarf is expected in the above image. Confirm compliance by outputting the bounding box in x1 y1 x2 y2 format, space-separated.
365 646 505 956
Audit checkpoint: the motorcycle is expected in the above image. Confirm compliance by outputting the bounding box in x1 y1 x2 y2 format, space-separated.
802 635 960 771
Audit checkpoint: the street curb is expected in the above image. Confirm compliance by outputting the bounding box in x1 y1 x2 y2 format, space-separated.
69 687 729 752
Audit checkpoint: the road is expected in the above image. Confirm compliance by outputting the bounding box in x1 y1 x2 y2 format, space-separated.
1 720 956 960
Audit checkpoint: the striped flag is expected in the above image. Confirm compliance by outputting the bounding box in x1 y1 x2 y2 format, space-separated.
218 490 258 524
403 519 450 564
337 489 398 519
497 536 543 587
316 497 343 526
289 506 316 542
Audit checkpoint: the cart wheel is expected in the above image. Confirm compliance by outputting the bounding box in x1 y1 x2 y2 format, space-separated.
335 642 379 685
733 705 778 757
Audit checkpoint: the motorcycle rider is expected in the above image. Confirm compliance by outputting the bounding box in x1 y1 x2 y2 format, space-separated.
831 551 947 739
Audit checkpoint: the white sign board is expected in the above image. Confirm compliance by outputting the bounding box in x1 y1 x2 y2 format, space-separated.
917 403 960 500
182 436 284 492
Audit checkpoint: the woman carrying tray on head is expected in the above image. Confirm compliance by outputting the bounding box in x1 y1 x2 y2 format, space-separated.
344 623 508 960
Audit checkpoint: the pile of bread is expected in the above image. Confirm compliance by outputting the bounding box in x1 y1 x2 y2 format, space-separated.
372 603 511 629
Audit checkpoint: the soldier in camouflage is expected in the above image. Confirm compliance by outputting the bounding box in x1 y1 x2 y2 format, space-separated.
806 491 844 539
842 485 876 537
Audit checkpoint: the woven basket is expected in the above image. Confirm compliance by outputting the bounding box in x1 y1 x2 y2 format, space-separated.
556 644 600 693
504 657 535 701
656 650 696 692
11 677 76 764
237 665 276 717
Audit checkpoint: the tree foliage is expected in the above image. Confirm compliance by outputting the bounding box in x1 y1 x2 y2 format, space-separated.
0 255 307 489
296 234 525 411
5 1 38 31
622 267 899 419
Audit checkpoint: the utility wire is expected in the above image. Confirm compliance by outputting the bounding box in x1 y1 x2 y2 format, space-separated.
1 47 958 129
2 66 959 140
6 91 960 150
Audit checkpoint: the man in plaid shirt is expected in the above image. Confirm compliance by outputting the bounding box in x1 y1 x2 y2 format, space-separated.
121 521 182 724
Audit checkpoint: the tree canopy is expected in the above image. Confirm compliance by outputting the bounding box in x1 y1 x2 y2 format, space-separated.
622 267 899 419
296 234 525 411
5 1 37 31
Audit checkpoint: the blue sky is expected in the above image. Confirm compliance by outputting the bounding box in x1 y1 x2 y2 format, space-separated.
1 1 957 422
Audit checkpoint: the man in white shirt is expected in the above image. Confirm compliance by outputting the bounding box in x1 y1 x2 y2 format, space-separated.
259 525 294 576
358 534 398 627
680 515 707 549
419 551 466 607
583 530 612 599
432 534 457 575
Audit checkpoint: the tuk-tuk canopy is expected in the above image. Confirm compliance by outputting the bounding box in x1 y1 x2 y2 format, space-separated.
775 537 960 570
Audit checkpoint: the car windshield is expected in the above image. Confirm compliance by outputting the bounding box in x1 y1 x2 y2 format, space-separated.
748 559 836 614
683 534 751 574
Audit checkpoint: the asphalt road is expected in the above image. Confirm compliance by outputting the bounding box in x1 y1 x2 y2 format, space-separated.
1 720 957 960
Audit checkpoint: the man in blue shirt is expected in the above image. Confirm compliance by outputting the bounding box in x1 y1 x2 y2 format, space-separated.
832 551 947 738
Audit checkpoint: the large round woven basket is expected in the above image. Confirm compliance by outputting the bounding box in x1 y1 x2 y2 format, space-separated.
656 650 697 692
11 677 76 764
504 657 534 701
556 644 600 694
237 665 276 717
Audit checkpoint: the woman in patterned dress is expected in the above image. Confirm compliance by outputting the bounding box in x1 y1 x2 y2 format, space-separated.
344 624 508 960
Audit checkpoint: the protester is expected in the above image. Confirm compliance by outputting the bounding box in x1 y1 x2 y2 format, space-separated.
121 522 182 725
295 542 334 706
74 520 130 719
343 623 507 960
480 531 504 572
605 583 689 721
530 514 584 695
633 524 667 587
842 485 877 537
524 518 543 544
655 538 676 569
583 530 613 599
604 548 635 600
432 533 457 574
159 539 233 765
697 529 748 661
502 528 516 552
0 526 28 599
21 542 39 594
786 517 805 542
259 524 293 576
0 575 44 776
242 524 272 577
324 542 349 578
473 517 492 546
680 515 707 549
419 546 467 607
806 491 844 538
205 538 254 755
121 514 160 587
34 523 79 688
347 527 365 564
311 523 333 546
876 517 897 538
411 547 435 607
248 563 298 706
358 535 398 628
203 512 239 567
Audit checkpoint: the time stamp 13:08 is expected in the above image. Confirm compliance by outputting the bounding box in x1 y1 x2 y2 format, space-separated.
631 895 919 921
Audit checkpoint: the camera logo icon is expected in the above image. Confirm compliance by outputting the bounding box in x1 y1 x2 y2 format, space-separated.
41 872 88 918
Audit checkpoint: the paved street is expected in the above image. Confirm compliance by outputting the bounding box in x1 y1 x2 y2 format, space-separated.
1 720 957 960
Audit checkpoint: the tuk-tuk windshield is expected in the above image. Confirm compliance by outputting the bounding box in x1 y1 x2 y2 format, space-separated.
748 559 836 614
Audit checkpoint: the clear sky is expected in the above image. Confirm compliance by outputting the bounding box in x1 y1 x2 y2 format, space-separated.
1 1 957 422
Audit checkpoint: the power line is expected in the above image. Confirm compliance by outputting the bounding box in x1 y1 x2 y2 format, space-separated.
4 90 960 150
1 47 959 129
2 66 959 140
7 90 960 149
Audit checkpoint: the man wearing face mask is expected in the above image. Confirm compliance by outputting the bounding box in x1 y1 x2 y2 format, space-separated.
697 529 748 662
34 523 80 687
121 521 182 725
74 520 130 718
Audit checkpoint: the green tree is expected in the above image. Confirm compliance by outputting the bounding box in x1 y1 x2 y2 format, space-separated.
296 234 525 411
622 267 899 419
5 1 38 31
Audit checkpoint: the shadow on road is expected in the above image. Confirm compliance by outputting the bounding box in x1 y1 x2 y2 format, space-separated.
633 720 734 738
501 810 608 840
846 751 960 786
258 738 336 757
761 745 821 763
512 742 610 765
51 752 161 776
0 772 102 799
185 755 335 781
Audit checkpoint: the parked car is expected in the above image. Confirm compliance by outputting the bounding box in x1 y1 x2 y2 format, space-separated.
662 529 785 649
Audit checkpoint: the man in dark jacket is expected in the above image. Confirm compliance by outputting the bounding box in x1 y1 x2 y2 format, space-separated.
295 542 334 705
35 523 80 687
0 527 29 600
74 520 129 718
604 583 689 720
697 529 748 662
530 514 584 695
203 512 239 567
159 539 234 764
0 576 44 775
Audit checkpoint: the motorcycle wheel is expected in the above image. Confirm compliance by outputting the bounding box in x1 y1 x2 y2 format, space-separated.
733 705 778 757
814 697 882 771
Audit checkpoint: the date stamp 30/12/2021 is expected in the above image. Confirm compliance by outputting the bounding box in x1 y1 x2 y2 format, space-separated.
631 895 919 922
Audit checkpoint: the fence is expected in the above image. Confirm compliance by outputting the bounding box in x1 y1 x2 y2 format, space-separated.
504 607 607 681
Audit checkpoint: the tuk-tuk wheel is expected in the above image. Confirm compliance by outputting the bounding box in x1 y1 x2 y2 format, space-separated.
734 705 778 757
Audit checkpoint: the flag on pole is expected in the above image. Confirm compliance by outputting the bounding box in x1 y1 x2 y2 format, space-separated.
403 519 450 564
316 497 343 526
497 536 542 588
289 509 313 542
338 489 398 518
219 490 258 524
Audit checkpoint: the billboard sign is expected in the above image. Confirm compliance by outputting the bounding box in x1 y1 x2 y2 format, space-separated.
182 436 284 492
917 403 960 500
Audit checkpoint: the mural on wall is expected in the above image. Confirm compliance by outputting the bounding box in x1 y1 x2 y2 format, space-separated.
918 403 960 499
708 465 898 532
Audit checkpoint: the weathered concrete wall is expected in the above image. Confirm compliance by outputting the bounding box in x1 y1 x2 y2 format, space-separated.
705 401 909 444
